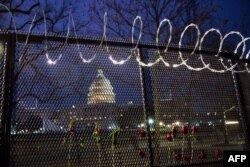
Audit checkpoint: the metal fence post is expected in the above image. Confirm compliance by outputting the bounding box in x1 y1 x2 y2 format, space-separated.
231 68 250 150
1 33 16 167
138 48 158 166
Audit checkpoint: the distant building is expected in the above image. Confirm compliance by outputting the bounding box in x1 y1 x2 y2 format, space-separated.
88 69 116 104
16 69 144 133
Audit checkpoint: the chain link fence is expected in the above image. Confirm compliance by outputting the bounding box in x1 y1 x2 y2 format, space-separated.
0 32 249 167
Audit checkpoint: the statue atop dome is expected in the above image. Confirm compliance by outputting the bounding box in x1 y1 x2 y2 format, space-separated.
87 69 116 104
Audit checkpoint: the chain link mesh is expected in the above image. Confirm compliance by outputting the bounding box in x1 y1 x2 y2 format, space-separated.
10 40 150 167
144 49 247 166
0 34 246 167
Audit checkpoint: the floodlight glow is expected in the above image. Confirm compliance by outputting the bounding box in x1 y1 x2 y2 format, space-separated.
225 121 239 125
175 121 180 126
47 59 57 65
159 122 164 126
148 118 154 125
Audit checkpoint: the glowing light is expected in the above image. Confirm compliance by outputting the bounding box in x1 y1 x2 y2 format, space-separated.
105 12 133 65
225 121 239 125
175 121 180 126
159 122 164 126
148 118 154 125
1 5 249 73
109 54 132 65
51 12 250 73
47 55 61 65
136 55 161 67
43 11 62 65
79 52 96 63
208 121 213 126
47 60 54 65
69 13 98 63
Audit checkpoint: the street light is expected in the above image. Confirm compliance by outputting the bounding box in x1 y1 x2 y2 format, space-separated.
225 121 239 125
148 118 154 125
174 121 180 126
159 122 164 126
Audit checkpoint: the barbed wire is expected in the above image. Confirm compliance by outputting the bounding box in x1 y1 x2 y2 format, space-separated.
1 3 250 74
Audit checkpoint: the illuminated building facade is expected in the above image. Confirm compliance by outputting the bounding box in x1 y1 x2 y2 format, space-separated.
16 69 144 133
88 69 116 104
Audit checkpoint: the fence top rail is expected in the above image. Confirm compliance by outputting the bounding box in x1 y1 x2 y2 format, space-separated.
0 31 248 63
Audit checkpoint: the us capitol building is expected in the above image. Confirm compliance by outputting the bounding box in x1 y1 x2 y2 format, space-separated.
16 69 144 133
70 69 143 131
15 69 229 133
88 69 116 104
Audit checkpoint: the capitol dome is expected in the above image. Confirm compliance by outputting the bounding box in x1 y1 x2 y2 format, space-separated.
87 69 116 104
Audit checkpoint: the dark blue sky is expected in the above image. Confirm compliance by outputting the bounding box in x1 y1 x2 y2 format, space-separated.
2 0 250 37
214 0 250 35
7 0 249 110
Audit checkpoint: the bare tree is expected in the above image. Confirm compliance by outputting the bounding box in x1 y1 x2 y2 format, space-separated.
0 0 91 108
0 0 89 33
89 0 218 44
88 1 223 165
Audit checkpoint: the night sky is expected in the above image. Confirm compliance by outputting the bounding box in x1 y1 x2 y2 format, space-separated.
1 0 250 35
214 0 250 35
0 0 249 110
